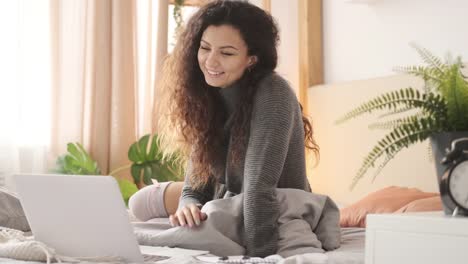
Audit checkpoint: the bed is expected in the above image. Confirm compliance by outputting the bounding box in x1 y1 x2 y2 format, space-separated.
0 188 367 264
3 187 439 264
0 222 366 264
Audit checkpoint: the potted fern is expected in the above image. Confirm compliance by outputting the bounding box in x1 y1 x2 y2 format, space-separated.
336 45 468 197
55 134 183 205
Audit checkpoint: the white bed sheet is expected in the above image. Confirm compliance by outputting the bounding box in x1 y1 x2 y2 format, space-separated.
325 227 365 264
0 226 365 264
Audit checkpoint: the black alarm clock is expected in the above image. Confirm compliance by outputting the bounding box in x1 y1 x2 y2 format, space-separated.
439 137 468 216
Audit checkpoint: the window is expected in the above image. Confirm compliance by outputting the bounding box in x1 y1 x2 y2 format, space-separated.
0 0 51 188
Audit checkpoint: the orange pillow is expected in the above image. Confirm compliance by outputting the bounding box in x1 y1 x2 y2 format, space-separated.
340 186 438 228
395 196 442 213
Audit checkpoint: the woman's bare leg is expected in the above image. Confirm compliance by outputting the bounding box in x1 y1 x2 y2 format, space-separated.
128 181 183 221
163 181 184 215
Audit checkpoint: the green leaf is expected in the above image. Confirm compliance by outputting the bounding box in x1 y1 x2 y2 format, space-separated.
128 134 184 185
116 178 138 207
131 164 143 185
54 143 100 175
54 156 67 174
137 135 150 161
143 165 153 185
335 87 429 124
439 63 468 130
128 144 140 163
148 136 158 160
410 43 446 73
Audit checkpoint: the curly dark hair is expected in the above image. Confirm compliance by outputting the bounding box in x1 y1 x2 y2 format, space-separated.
156 0 319 190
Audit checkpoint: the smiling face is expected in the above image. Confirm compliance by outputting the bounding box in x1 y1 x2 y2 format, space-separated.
197 25 257 88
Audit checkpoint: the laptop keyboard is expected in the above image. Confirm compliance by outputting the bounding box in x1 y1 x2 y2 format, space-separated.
143 254 171 262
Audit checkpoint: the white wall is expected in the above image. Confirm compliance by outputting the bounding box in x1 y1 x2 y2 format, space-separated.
271 0 300 94
249 0 262 8
250 0 301 94
323 0 468 83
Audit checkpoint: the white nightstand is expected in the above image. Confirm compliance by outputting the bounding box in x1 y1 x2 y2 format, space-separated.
365 212 468 264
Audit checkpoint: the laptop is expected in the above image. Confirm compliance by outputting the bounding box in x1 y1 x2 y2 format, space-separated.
13 173 190 263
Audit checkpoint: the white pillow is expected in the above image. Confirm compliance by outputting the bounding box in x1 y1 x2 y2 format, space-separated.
0 187 30 231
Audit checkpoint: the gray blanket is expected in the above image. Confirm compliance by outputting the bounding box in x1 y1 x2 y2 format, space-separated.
135 189 341 258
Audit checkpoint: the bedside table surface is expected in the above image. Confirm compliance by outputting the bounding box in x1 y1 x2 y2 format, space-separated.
367 211 468 236
365 212 468 264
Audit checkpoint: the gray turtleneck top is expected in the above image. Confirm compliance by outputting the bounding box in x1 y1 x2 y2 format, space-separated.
179 72 311 257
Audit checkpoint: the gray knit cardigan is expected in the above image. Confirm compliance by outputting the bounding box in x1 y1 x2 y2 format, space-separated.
179 73 311 257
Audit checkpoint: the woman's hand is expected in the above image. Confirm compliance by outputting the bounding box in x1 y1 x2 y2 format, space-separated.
169 203 207 228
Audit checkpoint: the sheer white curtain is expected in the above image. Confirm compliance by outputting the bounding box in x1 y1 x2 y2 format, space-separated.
0 0 198 190
0 0 51 190
49 0 140 179
136 0 168 136
50 0 189 182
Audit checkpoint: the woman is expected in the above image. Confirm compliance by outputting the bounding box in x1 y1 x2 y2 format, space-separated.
129 0 319 257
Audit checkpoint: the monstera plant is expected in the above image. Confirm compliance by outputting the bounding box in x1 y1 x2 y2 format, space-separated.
336 45 468 190
127 134 183 186
55 134 183 205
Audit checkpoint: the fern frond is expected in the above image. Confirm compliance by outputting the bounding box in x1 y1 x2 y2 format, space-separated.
423 80 432 94
369 113 427 130
349 116 438 190
336 88 424 124
421 93 448 122
370 151 397 184
439 62 468 130
377 105 415 119
393 65 427 74
427 141 433 163
394 65 443 87
410 43 447 73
